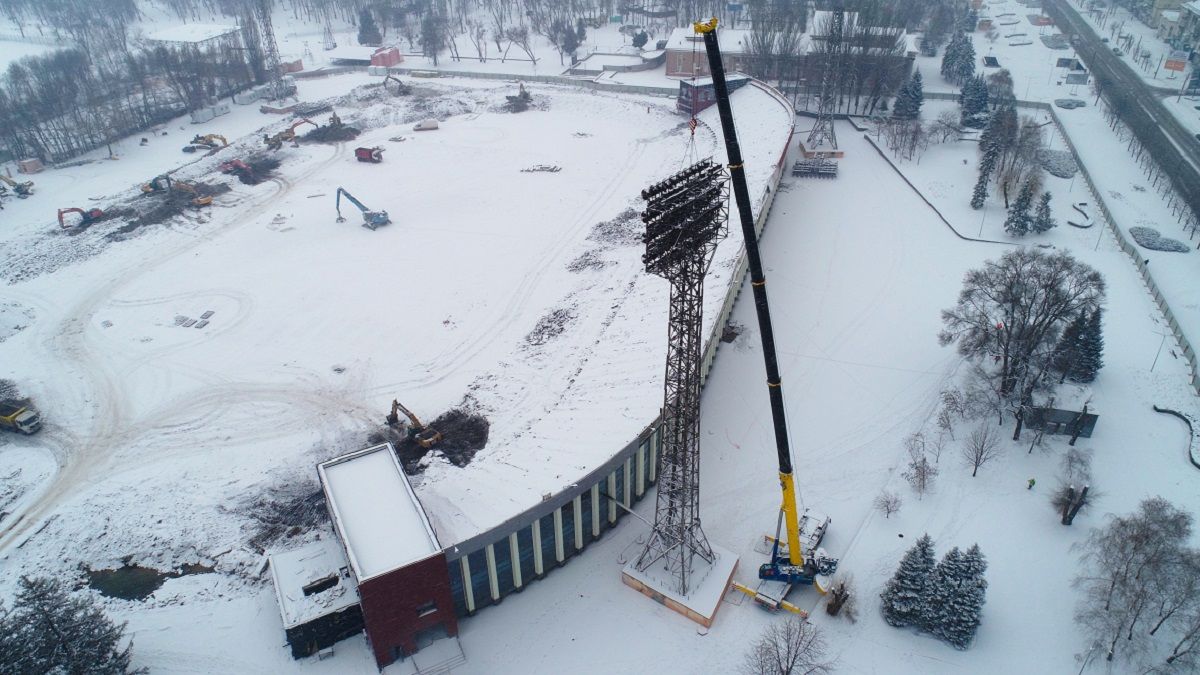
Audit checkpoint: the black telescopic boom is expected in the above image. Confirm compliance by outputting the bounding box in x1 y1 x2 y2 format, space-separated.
699 26 793 476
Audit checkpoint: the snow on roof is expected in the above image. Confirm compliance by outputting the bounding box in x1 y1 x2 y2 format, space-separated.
269 539 360 629
1161 9 1181 21
665 27 752 54
1184 0 1200 16
324 45 387 63
319 443 440 581
681 72 752 88
145 24 240 44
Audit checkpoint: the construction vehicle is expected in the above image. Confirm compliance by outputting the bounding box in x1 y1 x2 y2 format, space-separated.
0 401 42 435
183 133 228 153
690 17 839 614
354 146 385 163
1 174 34 198
382 73 410 96
264 118 316 151
219 159 255 183
335 187 389 229
58 207 105 229
140 175 212 207
386 400 442 448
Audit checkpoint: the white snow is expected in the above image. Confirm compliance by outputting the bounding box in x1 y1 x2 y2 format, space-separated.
269 538 358 629
319 444 439 581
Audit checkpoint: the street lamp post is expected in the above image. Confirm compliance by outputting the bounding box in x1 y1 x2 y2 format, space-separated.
1151 329 1170 372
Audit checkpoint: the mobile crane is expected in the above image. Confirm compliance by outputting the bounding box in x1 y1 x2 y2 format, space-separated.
692 17 839 614
58 207 105 229
1 174 34 198
335 187 389 229
386 400 443 448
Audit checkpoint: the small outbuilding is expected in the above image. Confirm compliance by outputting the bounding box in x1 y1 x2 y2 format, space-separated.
1026 407 1099 438
269 539 364 659
676 74 751 115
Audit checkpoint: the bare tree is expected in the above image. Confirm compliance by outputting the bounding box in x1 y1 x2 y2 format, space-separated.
874 490 902 518
903 442 938 499
961 423 1001 477
743 616 835 675
1052 447 1096 525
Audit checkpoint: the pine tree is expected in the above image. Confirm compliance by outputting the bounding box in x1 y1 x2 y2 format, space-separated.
1032 191 1056 233
880 533 936 627
894 70 925 119
939 544 988 650
924 547 966 636
357 9 382 46
1003 179 1035 236
941 33 963 82
1071 309 1104 382
959 75 989 127
1052 311 1088 382
970 141 999 209
0 576 143 674
955 37 977 84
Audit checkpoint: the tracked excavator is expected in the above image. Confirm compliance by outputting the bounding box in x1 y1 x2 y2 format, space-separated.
58 207 105 229
335 187 389 229
264 119 316 151
386 400 443 448
140 174 213 207
183 133 228 153
690 17 840 615
1 174 34 198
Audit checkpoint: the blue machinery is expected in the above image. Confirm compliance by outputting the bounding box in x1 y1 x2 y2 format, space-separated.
335 187 390 230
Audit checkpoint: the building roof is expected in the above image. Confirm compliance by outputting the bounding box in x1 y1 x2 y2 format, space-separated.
665 27 753 54
319 443 441 582
1162 9 1182 21
269 539 360 629
145 23 240 44
1184 0 1200 16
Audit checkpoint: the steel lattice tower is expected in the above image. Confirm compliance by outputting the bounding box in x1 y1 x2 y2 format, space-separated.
255 0 285 98
806 8 844 151
635 158 729 595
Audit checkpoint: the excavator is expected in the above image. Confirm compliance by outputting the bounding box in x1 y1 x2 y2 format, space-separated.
1 174 34 198
263 118 316 151
183 133 228 153
382 73 410 96
58 207 104 229
386 400 443 449
335 187 389 229
140 174 213 207
689 17 840 615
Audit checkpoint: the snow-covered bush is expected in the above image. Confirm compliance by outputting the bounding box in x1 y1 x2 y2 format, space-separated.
1038 148 1078 178
1129 226 1191 253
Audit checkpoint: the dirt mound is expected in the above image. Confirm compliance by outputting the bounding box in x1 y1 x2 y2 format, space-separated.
370 409 490 474
241 155 282 185
302 124 361 143
234 480 329 553
109 182 230 239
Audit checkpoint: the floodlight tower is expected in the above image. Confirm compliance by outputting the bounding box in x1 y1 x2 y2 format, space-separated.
255 0 286 99
633 158 730 595
806 7 844 152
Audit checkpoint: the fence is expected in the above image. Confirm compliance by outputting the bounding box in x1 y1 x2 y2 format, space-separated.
443 80 795 616
920 90 1200 395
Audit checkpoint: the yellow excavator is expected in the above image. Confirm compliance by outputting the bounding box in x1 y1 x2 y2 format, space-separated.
1 174 34 198
140 174 213 207
386 400 443 449
183 133 228 153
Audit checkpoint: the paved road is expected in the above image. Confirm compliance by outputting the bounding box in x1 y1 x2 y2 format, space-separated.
1046 0 1200 219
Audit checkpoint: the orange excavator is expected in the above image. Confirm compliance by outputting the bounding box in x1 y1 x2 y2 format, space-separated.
58 207 104 229
264 118 316 151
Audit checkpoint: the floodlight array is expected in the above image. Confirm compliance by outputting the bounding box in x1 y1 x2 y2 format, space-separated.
641 159 729 275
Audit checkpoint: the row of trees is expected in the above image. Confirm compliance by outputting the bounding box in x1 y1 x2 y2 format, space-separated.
969 99 1047 210
881 534 988 649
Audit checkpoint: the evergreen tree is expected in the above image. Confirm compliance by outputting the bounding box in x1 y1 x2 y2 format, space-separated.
632 31 649 49
1052 311 1088 382
924 547 966 636
959 75 989 127
0 576 143 674
956 38 977 84
941 33 964 82
1032 191 1056 233
1071 309 1104 382
939 544 988 650
893 70 924 119
1003 178 1036 236
880 533 937 627
970 141 999 209
357 9 382 46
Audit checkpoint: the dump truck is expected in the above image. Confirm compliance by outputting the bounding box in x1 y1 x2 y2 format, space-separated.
0 402 42 435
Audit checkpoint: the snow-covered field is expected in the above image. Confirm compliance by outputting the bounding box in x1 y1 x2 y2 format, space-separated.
2 3 1200 673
